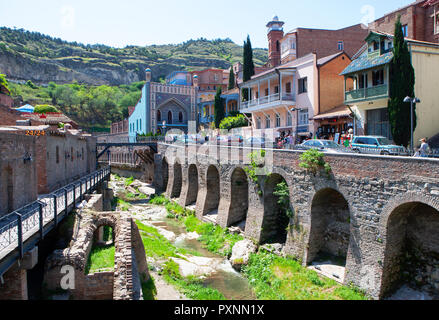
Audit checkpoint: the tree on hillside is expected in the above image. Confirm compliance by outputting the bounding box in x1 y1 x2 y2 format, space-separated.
242 35 255 101
388 15 416 147
214 87 225 128
0 74 10 93
243 35 255 81
228 68 235 90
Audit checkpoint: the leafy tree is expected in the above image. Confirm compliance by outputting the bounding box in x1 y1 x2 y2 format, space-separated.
0 73 10 93
214 87 225 128
228 68 235 90
219 114 248 130
388 15 416 147
34 104 59 114
26 80 38 89
242 35 255 101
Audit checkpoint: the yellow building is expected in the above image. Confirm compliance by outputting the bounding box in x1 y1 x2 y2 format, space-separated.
341 31 439 147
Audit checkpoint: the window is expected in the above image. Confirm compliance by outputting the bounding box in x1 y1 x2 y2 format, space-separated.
286 82 291 93
298 77 307 94
435 7 439 34
256 117 262 129
265 116 271 128
372 69 384 86
276 40 280 52
274 86 279 94
402 24 408 37
338 41 344 51
287 112 292 127
359 74 368 89
298 109 309 125
82 148 84 160
56 146 59 164
373 41 379 51
71 147 74 162
265 88 269 96
291 40 296 50
139 119 142 131
276 114 281 127
179 112 183 123
168 111 173 124
157 110 161 122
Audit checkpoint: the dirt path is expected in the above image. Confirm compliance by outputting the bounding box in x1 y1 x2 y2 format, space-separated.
150 271 190 301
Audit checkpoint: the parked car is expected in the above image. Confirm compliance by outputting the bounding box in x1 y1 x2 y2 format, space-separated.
244 137 267 148
175 135 197 145
351 136 407 156
296 139 354 154
213 135 244 145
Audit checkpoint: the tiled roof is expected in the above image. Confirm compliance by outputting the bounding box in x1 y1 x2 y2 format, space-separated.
340 51 393 76
317 52 345 66
312 105 351 120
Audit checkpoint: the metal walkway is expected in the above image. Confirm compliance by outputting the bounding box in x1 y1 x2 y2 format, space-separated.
0 167 111 277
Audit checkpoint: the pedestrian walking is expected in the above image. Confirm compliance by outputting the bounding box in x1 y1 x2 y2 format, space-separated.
418 138 430 157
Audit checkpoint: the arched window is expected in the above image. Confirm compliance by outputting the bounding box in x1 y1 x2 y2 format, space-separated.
276 114 281 127
179 112 183 123
168 111 173 124
266 116 271 128
157 110 161 122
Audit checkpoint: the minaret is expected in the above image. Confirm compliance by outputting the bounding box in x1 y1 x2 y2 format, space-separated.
267 16 285 68
145 68 152 82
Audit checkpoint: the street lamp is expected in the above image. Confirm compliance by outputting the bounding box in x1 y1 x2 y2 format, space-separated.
404 96 421 153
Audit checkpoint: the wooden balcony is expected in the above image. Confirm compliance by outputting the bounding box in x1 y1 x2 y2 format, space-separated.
345 84 388 104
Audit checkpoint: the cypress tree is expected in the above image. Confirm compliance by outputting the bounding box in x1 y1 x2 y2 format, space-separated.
214 87 225 128
242 35 255 101
388 15 416 147
228 67 235 90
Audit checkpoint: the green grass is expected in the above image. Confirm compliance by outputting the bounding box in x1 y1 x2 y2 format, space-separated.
124 176 135 186
141 276 157 300
160 260 225 300
150 195 194 218
85 244 115 274
241 251 369 300
136 221 224 300
183 215 243 257
136 221 199 259
149 196 243 257
115 197 131 211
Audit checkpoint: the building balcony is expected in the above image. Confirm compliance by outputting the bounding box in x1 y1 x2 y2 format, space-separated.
240 93 296 113
345 84 388 104
200 115 215 124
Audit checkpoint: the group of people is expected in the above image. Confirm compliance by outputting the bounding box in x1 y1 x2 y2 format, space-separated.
276 131 303 148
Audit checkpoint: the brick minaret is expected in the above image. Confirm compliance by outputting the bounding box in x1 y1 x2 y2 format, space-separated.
267 16 285 68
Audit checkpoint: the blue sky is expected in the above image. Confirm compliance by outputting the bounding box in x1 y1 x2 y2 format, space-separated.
0 0 414 48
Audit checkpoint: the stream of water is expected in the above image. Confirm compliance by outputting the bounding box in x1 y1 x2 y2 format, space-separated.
151 218 256 300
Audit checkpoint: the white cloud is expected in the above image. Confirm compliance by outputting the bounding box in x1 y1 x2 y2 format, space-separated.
60 5 76 29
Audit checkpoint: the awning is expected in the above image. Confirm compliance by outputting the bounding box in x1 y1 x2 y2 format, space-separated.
312 106 352 121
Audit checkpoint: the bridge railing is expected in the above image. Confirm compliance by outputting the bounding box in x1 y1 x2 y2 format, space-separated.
97 134 165 144
0 166 111 260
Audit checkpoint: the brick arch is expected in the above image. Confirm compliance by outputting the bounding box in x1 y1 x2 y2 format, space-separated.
202 164 221 216
170 159 183 199
261 172 291 244
226 166 249 227
162 156 169 193
379 192 439 233
306 184 352 268
186 163 199 205
378 192 439 299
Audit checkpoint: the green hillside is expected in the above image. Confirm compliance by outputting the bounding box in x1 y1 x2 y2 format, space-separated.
0 27 268 86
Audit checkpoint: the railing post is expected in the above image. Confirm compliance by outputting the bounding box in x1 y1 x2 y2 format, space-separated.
53 194 58 224
38 201 44 240
16 212 23 259
73 184 76 208
80 181 83 202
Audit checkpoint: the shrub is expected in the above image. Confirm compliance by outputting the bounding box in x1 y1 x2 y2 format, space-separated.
34 104 59 114
219 114 248 130
299 149 332 176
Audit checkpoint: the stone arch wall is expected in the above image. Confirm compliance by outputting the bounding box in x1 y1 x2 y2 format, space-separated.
179 163 198 207
169 160 183 199
226 167 249 227
157 144 439 299
377 192 439 299
306 187 351 264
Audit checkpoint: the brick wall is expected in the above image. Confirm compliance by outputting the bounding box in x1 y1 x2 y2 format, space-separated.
159 143 439 299
297 24 369 59
370 3 439 44
0 132 37 217
318 52 352 114
0 93 13 108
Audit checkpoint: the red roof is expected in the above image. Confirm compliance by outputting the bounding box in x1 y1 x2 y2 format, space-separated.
423 0 439 6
